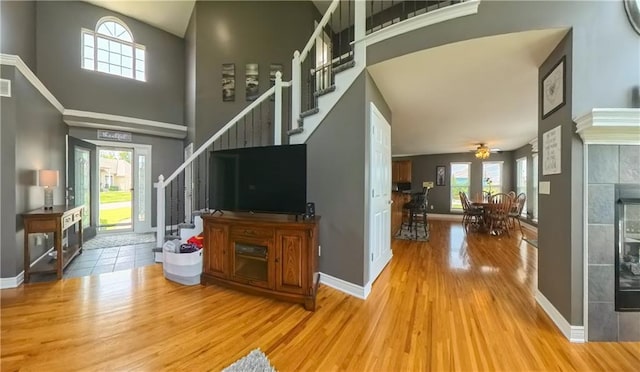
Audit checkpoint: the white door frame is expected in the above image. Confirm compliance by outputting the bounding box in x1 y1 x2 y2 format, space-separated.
89 140 153 233
366 102 392 290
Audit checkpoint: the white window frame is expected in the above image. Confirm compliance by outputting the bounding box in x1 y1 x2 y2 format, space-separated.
532 153 539 221
450 162 471 212
81 17 146 82
482 161 503 194
516 157 527 216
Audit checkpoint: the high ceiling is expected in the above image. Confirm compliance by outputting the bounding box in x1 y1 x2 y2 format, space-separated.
84 0 328 37
368 28 568 156
82 2 567 157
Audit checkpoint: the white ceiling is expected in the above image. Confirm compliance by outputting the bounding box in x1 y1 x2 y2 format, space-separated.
368 28 568 156
85 0 195 37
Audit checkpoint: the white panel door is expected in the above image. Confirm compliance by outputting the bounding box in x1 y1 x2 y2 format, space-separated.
369 103 392 284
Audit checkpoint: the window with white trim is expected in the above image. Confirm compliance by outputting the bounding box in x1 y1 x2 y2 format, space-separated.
82 17 146 81
516 157 527 215
450 162 470 211
482 161 503 194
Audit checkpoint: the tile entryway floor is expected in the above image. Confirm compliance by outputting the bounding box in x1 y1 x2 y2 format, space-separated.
62 242 157 279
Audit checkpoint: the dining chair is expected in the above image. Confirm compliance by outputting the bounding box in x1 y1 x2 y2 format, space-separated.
508 193 527 233
487 193 513 237
459 191 483 231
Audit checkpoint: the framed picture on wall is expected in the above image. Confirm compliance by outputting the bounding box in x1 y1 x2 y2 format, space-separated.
541 56 566 119
221 63 235 102
246 63 259 101
436 165 446 186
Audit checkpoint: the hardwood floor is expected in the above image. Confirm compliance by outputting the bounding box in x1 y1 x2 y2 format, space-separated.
1 220 638 371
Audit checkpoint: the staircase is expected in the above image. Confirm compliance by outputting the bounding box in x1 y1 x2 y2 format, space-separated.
154 0 477 251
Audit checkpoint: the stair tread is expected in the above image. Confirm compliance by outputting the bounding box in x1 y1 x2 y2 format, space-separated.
287 127 305 136
314 85 336 97
300 107 319 118
178 223 196 229
333 60 355 75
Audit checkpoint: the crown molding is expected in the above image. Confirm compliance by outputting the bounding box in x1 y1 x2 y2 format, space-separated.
0 54 64 113
529 137 538 153
575 108 640 144
1 54 186 139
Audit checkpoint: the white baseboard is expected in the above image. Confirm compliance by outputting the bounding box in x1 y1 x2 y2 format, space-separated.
1 271 24 289
319 272 371 300
428 213 463 221
535 289 585 343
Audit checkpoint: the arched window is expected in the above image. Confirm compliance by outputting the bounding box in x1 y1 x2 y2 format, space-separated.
82 17 146 81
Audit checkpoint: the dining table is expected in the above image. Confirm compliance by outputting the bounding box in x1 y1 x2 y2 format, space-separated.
470 195 494 233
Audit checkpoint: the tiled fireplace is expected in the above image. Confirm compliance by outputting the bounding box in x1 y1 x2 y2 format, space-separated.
579 109 640 341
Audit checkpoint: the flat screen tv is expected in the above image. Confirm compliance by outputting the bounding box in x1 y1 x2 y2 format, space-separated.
208 144 307 215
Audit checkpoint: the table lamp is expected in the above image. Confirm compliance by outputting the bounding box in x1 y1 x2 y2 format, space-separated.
39 169 59 210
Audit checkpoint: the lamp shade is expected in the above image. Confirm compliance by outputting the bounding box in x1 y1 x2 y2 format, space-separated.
38 169 59 188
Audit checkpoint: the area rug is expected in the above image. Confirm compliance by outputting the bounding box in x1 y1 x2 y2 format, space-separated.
83 232 156 250
394 224 429 242
222 349 276 372
523 238 538 248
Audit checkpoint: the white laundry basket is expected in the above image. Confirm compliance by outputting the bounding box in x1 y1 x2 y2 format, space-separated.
163 248 203 286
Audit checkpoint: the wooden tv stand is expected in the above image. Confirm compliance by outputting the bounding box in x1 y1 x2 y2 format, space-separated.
201 212 320 310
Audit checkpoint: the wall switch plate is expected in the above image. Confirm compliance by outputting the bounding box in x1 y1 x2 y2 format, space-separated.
539 181 551 195
318 245 321 256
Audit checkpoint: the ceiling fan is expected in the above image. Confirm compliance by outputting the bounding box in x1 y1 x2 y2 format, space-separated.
471 143 501 159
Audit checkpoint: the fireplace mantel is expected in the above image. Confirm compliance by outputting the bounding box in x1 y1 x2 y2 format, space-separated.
575 108 640 144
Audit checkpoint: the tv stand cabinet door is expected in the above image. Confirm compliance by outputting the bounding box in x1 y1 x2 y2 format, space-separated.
204 223 229 278
275 229 308 295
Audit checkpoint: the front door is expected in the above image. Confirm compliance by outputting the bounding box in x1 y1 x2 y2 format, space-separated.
67 136 98 240
98 147 134 232
368 103 392 284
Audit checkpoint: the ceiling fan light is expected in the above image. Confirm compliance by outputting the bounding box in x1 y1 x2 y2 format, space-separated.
475 144 491 159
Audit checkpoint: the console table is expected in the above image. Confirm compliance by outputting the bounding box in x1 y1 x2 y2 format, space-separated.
201 212 319 310
22 205 84 282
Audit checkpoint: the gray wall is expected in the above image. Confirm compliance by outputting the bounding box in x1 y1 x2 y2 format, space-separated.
36 1 185 124
68 127 184 227
367 0 640 116
537 32 584 325
1 67 18 278
1 66 67 278
308 72 367 286
191 1 319 146
395 152 514 214
185 11 197 145
0 0 36 70
586 144 640 341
